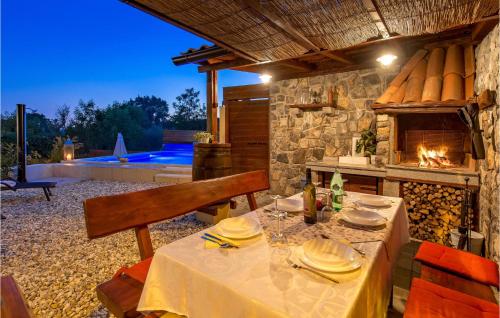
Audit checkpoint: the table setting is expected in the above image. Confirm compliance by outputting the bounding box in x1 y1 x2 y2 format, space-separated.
137 189 409 318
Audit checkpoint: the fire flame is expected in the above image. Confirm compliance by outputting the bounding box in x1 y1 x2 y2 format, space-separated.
417 145 451 168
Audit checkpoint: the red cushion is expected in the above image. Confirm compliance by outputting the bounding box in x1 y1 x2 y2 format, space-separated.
415 241 499 286
404 278 499 318
114 257 153 284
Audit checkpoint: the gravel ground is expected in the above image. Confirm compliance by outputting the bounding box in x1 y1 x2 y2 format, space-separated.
0 180 270 317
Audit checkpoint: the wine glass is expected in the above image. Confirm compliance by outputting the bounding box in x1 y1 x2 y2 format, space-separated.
318 190 334 223
269 194 287 244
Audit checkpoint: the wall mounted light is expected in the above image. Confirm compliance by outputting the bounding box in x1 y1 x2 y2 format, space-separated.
376 54 398 66
259 73 272 84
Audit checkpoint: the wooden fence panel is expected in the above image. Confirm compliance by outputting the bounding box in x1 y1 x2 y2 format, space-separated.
223 85 269 174
163 130 200 144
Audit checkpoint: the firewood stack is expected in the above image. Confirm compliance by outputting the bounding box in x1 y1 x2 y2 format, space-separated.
375 44 476 104
402 182 474 245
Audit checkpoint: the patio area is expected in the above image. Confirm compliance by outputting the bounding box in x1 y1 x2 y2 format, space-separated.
0 178 423 318
2 1 499 318
0 180 269 317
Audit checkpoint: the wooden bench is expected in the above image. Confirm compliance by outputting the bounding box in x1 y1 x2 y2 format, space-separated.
83 170 269 318
1 275 34 318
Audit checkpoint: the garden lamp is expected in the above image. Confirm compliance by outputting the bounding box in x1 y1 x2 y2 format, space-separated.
63 138 75 161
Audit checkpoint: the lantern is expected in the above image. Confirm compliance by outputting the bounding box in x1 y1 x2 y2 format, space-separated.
63 138 75 161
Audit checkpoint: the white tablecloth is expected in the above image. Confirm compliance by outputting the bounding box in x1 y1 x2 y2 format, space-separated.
138 192 410 318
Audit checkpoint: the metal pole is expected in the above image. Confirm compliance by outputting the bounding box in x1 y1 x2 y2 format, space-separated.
16 104 27 183
457 177 470 250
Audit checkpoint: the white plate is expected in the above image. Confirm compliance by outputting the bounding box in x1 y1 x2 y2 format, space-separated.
341 209 386 227
265 198 304 213
217 217 255 234
355 197 392 208
296 246 362 273
214 217 262 239
303 239 355 267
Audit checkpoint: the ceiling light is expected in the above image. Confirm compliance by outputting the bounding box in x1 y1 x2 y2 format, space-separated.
259 73 272 84
376 54 398 66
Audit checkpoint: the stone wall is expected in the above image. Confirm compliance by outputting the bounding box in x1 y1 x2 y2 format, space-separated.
270 68 398 195
475 24 500 262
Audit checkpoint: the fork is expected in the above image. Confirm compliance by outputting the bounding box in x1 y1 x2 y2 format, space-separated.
286 258 339 284
200 236 235 248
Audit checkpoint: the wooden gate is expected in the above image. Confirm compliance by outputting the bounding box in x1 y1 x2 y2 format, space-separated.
223 84 269 174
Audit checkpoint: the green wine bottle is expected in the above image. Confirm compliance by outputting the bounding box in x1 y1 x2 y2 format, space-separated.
303 168 317 224
330 169 344 211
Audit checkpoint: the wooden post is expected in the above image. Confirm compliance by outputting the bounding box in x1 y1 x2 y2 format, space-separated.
207 70 218 141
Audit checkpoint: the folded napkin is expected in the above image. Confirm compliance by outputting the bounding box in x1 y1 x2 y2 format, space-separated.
204 232 241 249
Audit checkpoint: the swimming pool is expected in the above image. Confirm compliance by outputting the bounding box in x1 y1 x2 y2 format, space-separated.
79 143 193 165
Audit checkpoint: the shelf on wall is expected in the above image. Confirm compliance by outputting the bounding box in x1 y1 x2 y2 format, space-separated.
371 100 468 114
288 103 334 110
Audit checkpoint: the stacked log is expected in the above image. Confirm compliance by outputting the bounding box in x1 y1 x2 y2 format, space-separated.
402 182 473 245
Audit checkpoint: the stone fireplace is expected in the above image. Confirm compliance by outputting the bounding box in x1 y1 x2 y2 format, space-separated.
270 25 499 262
394 113 471 168
376 109 479 245
372 99 480 244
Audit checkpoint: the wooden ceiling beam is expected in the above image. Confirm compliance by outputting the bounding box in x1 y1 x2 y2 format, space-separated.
280 60 316 72
318 51 353 65
361 0 391 38
198 24 477 75
122 0 260 63
198 58 255 73
239 0 319 52
471 16 499 41
240 0 353 65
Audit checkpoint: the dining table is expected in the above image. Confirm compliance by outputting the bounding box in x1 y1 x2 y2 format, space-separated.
137 191 410 318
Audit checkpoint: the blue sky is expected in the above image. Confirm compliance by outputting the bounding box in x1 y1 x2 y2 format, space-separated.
1 0 259 117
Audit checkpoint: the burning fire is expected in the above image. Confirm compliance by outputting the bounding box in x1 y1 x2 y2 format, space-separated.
417 145 451 168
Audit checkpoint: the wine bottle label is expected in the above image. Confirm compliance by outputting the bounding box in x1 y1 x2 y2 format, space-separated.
304 193 314 215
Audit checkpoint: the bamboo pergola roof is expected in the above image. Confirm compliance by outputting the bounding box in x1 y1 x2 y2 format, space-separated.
124 0 498 79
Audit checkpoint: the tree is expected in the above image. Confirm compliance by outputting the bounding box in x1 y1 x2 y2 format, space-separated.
97 102 148 150
67 100 100 151
54 104 70 133
0 110 58 158
171 88 206 130
128 96 169 128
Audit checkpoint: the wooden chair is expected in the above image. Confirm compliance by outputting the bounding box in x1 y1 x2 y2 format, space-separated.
1 275 34 318
83 170 269 318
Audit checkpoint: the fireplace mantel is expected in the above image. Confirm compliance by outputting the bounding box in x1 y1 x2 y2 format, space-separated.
371 100 467 114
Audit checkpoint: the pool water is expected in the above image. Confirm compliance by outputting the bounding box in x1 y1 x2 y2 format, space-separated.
80 143 193 165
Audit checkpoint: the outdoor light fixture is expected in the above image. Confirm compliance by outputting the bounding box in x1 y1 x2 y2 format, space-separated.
376 54 398 66
259 74 272 84
63 138 75 161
